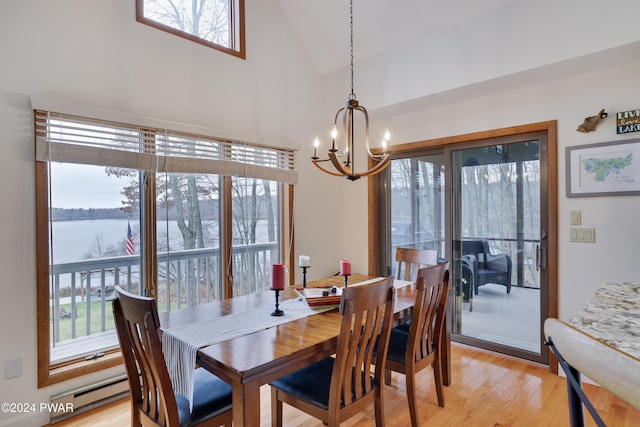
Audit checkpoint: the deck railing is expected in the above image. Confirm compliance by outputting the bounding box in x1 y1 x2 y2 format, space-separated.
50 242 279 345
390 237 540 289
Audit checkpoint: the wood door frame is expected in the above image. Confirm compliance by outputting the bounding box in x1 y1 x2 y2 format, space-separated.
368 121 557 372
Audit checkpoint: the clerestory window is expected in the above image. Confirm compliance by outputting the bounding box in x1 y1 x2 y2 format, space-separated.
136 0 245 59
35 106 295 386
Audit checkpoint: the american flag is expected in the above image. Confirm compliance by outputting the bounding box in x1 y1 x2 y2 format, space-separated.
126 221 135 255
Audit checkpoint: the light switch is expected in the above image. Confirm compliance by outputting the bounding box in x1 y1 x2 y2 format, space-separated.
570 210 581 225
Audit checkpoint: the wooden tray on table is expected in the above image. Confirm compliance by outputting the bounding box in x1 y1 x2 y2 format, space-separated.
296 286 342 309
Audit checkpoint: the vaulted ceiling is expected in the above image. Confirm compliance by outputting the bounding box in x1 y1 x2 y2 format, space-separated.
275 0 640 112
276 0 518 75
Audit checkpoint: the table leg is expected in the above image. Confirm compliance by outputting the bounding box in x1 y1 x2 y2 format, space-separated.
232 378 261 427
567 365 585 427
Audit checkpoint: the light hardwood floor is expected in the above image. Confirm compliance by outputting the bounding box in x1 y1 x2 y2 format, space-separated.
47 343 640 426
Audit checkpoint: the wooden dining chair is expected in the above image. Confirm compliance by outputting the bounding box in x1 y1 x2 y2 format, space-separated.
395 247 439 282
112 286 233 427
383 263 450 427
269 276 396 427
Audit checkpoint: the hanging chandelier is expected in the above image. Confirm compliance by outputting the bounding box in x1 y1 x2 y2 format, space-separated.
311 0 391 181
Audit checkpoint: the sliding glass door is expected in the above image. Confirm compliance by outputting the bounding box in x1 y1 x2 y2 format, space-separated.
448 134 549 363
375 125 555 364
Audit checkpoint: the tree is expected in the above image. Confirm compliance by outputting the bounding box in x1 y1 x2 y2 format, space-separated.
143 0 230 47
83 233 127 259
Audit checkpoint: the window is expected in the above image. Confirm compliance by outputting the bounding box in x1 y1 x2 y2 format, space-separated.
136 0 245 59
35 109 295 386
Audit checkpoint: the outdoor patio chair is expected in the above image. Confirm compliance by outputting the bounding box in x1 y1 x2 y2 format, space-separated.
460 240 512 294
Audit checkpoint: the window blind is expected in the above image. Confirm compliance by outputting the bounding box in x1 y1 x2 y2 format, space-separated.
34 110 297 184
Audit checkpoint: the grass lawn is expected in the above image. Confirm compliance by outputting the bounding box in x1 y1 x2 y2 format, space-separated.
55 299 170 342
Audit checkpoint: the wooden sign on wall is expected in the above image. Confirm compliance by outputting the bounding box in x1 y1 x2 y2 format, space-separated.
616 109 640 134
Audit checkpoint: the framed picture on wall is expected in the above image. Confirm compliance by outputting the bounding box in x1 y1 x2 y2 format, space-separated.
566 138 640 197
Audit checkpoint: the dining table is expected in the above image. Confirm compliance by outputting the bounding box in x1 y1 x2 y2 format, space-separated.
159 273 452 427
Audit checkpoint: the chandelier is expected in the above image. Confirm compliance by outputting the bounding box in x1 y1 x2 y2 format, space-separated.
311 0 391 181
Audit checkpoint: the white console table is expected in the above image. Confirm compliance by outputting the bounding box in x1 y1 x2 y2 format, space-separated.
544 282 640 426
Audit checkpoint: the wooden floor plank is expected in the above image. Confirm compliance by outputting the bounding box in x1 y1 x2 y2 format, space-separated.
47 343 640 427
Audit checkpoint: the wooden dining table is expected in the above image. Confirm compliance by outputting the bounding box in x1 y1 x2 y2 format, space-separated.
159 274 452 427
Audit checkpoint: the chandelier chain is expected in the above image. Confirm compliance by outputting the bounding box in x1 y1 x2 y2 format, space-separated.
349 0 355 100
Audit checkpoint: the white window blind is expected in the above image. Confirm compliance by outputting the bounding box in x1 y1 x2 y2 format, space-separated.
35 110 297 184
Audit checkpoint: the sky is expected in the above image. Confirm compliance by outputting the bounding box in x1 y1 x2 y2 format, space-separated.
51 163 133 209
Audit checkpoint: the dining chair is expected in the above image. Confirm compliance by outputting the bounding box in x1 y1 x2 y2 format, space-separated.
383 263 450 427
112 286 233 427
395 247 439 282
269 276 396 427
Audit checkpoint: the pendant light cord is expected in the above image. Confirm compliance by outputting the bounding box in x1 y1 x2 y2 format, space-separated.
349 0 356 101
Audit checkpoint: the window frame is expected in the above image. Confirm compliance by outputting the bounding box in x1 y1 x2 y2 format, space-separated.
135 0 246 60
35 109 295 387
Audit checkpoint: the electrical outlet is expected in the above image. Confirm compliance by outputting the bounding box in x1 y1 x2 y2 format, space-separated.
5 358 22 379
583 227 595 243
569 227 595 243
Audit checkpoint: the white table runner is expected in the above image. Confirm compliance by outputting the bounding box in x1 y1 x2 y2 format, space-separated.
161 297 334 410
393 279 413 290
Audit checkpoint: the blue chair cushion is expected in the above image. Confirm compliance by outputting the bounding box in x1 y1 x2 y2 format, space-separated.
386 327 410 364
270 357 376 411
175 367 233 427
395 320 411 333
270 357 335 410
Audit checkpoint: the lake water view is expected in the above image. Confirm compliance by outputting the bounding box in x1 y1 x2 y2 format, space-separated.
51 219 272 264
53 219 176 264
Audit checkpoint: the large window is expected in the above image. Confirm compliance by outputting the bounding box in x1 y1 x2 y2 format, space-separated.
35 109 295 386
136 0 245 59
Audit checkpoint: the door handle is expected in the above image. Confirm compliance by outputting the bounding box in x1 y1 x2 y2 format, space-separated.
536 244 547 271
536 230 548 271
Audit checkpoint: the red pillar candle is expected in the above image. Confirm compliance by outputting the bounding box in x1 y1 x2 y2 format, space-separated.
340 259 351 276
272 264 285 290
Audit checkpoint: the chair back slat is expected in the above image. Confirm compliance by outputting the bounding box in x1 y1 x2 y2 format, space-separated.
435 269 451 354
331 277 395 413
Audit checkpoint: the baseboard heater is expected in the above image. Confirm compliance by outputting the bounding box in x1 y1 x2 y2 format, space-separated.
49 374 129 424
